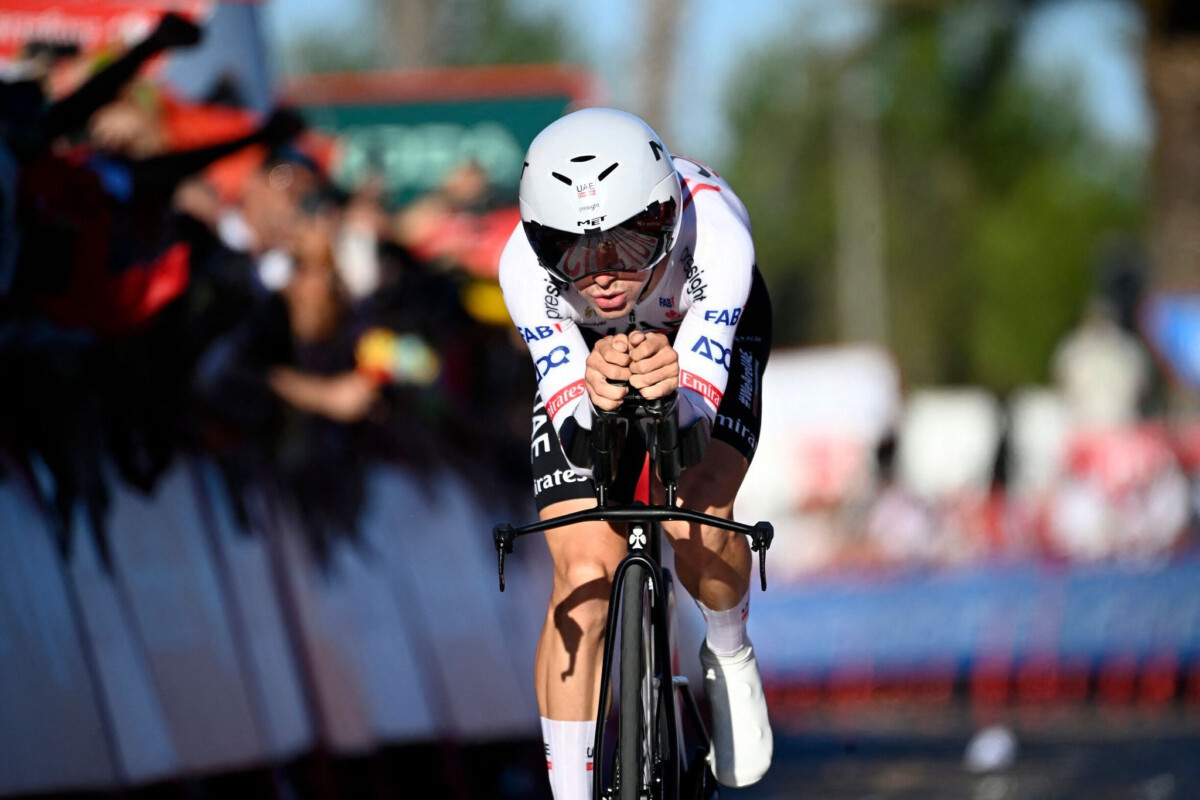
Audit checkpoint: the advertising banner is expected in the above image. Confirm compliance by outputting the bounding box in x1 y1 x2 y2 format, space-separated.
283 66 599 207
0 1 211 63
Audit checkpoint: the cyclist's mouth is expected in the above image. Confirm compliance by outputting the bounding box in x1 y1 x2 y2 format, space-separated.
593 292 626 311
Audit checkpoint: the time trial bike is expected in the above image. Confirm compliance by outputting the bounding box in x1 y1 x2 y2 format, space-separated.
493 389 773 799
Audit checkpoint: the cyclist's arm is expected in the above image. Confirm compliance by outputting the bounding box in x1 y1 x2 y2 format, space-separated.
672 205 754 435
499 227 596 474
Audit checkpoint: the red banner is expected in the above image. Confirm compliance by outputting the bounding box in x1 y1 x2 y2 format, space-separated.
0 1 212 62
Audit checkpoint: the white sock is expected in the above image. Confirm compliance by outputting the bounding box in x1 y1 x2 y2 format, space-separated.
697 591 750 656
540 717 596 800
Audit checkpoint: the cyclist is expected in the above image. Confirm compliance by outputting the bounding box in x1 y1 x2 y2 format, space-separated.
499 107 773 799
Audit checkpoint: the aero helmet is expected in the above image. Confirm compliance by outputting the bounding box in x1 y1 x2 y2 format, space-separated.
519 108 682 283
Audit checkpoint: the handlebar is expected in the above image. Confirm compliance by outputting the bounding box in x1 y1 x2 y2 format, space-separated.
494 382 772 593
492 381 772 594
493 507 773 592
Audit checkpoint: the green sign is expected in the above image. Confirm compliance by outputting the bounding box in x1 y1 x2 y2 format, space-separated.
301 96 575 206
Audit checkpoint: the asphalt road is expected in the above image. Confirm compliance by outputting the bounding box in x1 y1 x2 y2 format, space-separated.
720 704 1200 800
43 702 1189 800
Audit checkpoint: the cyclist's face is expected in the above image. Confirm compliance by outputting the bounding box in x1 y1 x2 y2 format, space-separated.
574 269 650 319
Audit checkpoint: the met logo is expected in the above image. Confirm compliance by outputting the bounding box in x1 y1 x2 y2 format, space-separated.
703 308 741 326
691 336 731 369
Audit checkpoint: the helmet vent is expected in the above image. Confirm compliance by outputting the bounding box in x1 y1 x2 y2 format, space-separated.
570 155 595 162
551 172 572 185
597 162 619 181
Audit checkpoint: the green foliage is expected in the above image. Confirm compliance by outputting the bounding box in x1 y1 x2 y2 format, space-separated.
281 36 383 75
724 49 840 345
444 0 574 67
279 0 572 75
723 4 1147 393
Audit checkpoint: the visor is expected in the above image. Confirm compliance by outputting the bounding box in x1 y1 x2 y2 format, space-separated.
524 197 678 283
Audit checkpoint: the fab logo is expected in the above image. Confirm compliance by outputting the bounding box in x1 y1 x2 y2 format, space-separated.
520 324 562 343
703 308 742 326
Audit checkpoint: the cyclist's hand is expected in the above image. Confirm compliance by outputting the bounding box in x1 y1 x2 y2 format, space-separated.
586 335 632 411
627 331 678 399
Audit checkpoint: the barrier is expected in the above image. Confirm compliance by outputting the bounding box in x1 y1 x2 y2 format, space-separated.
0 479 120 794
755 559 1200 707
0 455 546 795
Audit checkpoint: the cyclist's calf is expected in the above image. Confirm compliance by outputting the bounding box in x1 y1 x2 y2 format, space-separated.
538 505 627 705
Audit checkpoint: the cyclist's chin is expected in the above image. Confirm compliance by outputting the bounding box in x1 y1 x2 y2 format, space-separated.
585 302 633 321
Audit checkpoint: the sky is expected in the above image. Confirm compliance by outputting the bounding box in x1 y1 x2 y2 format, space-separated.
262 0 1152 162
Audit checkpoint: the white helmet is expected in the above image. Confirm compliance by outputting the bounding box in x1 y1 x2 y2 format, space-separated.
519 107 682 283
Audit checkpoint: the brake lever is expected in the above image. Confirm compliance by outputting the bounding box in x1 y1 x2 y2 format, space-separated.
751 521 773 591
493 523 515 592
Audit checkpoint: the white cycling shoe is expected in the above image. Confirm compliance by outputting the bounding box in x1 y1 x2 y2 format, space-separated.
701 641 773 787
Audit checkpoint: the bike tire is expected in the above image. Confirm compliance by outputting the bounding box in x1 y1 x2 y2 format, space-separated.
618 561 651 800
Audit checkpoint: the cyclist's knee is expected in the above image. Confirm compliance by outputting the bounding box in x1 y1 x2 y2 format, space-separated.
550 560 612 641
553 558 613 597
545 516 624 603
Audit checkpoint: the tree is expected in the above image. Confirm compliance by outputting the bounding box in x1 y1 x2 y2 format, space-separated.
278 0 573 75
723 2 1146 393
374 0 572 71
1142 0 1200 291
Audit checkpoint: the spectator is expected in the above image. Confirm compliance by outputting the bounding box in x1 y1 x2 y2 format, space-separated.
216 146 319 293
1053 297 1152 430
0 12 313 555
268 216 379 423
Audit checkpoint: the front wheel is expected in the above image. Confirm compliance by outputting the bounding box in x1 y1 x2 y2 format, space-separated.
618 561 654 800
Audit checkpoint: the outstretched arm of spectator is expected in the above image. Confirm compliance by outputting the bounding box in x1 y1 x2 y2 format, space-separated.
267 367 379 423
41 13 202 142
128 108 307 199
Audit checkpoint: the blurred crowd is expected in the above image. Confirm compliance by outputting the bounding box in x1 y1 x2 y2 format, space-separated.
761 298 1200 581
0 14 535 565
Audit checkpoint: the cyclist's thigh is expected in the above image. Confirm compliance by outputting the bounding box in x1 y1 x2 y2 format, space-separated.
659 443 752 602
677 439 749 515
540 498 628 593
654 439 749 540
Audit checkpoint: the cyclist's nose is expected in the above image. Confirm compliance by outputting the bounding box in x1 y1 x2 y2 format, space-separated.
594 273 616 288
